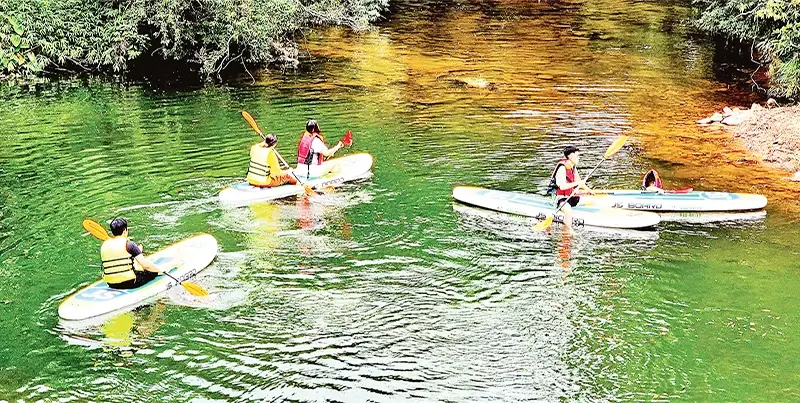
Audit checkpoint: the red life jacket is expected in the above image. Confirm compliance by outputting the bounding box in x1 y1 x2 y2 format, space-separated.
550 158 576 197
297 131 324 166
641 169 662 190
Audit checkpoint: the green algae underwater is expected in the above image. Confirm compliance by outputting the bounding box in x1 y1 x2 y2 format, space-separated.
1 0 799 400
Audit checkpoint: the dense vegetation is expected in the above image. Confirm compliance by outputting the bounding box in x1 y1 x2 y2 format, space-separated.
695 0 800 99
0 0 387 80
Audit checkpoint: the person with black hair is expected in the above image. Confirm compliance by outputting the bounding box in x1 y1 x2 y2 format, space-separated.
296 120 344 178
247 133 298 188
547 145 590 231
641 169 664 192
100 218 164 289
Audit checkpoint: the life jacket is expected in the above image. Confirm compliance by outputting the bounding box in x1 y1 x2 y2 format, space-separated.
101 236 137 284
297 131 324 166
641 169 662 190
546 159 576 197
247 143 277 187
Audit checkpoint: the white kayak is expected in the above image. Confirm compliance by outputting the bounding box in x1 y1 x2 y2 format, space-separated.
219 153 374 206
581 190 768 212
452 186 661 229
59 234 218 321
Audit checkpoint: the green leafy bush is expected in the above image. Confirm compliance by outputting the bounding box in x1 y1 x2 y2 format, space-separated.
0 0 387 80
0 14 45 77
695 0 800 98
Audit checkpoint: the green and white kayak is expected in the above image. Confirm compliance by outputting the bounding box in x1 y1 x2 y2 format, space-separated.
581 190 768 212
452 186 661 229
58 234 217 321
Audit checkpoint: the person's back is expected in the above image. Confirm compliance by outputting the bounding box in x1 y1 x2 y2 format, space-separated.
101 218 164 290
248 133 297 188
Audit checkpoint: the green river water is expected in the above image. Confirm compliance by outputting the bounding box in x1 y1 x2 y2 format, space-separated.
2 0 800 401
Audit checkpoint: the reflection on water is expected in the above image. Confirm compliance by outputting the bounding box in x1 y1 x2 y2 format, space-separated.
2 0 800 401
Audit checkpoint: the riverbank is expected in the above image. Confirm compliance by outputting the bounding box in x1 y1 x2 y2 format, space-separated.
697 103 800 176
732 106 800 174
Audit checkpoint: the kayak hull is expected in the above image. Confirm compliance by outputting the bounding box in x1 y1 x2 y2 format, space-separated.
219 153 374 206
58 234 218 321
452 186 661 229
581 190 768 212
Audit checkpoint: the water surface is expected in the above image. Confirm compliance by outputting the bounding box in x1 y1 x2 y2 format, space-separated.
1 0 799 401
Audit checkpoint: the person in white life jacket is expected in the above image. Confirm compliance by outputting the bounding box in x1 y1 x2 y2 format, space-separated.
548 145 590 231
101 218 164 289
296 120 344 178
641 169 664 192
247 133 297 188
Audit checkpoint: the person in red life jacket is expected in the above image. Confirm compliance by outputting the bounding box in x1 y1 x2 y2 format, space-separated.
548 145 590 230
101 218 165 290
247 133 297 188
296 120 344 178
641 169 664 192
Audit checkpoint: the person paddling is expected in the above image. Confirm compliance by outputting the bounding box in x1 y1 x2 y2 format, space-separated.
641 169 664 193
296 120 345 178
101 218 164 290
247 133 298 188
547 145 590 230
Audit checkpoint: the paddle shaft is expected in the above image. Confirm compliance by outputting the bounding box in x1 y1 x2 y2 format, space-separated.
273 149 314 191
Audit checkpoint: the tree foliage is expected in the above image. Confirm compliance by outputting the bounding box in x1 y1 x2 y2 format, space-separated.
694 0 800 98
0 0 388 80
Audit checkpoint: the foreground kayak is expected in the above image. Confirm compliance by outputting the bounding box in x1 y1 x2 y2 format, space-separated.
452 186 661 229
581 190 768 212
219 153 374 206
59 234 218 321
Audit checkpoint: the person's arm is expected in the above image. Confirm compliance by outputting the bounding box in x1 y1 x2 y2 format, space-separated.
128 242 163 273
313 137 343 157
555 166 585 190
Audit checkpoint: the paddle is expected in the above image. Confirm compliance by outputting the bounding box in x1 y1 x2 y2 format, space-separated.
82 219 209 297
241 111 316 196
534 136 628 231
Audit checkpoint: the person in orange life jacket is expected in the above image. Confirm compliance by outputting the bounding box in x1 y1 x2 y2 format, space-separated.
247 133 297 188
296 120 344 178
551 145 591 229
641 169 664 193
101 218 164 290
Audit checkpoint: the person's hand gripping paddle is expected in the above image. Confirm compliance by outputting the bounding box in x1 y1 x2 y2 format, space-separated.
241 111 316 196
533 136 628 231
82 219 209 296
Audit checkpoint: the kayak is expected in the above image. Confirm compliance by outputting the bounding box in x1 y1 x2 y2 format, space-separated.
219 153 374 206
59 234 218 321
580 190 768 212
452 186 661 229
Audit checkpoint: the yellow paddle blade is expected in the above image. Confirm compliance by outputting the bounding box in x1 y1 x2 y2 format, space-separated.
302 184 315 196
241 111 264 137
533 215 554 231
181 281 209 297
83 218 110 241
603 135 628 159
